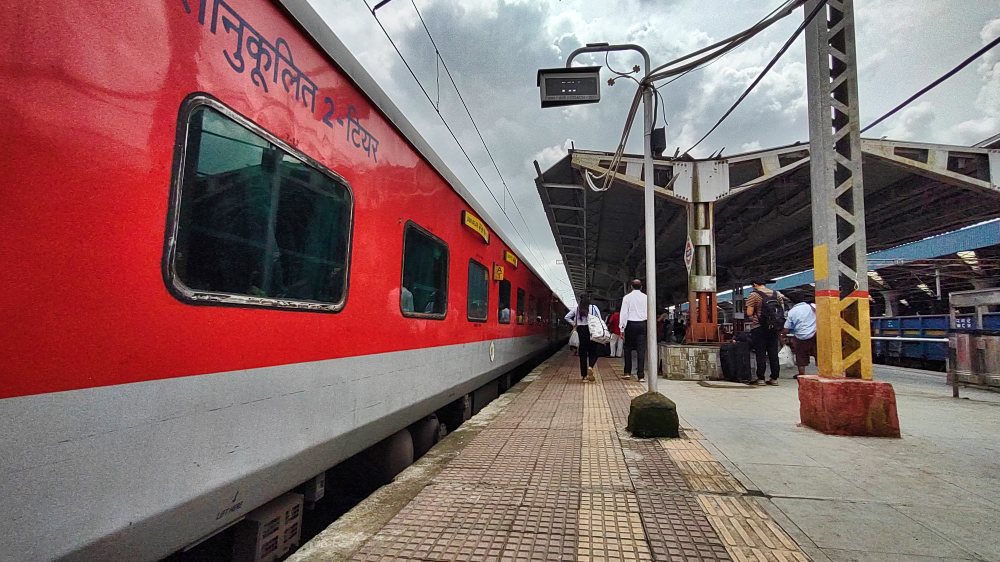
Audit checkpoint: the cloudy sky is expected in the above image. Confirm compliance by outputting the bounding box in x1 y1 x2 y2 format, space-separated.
309 0 1000 303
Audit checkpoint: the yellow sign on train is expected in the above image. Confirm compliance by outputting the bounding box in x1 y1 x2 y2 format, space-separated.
504 250 518 268
462 210 489 244
493 264 505 281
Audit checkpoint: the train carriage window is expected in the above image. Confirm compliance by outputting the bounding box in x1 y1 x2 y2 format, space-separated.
169 100 353 311
401 223 448 318
528 295 537 324
467 260 489 322
516 288 526 325
497 279 511 324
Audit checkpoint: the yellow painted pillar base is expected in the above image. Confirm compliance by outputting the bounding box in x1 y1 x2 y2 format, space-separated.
815 292 873 380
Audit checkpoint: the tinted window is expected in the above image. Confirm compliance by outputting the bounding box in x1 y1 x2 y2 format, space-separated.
528 295 537 324
467 260 489 322
516 288 526 325
401 224 448 317
497 279 511 324
171 102 352 310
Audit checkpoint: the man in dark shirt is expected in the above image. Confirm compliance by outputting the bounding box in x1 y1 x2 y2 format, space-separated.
744 280 788 385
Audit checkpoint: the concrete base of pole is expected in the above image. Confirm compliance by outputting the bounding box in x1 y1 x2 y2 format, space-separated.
659 343 721 380
627 391 680 438
798 376 901 437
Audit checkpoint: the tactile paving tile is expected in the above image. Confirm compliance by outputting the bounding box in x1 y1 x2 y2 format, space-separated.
432 466 490 484
657 438 705 451
499 532 577 561
358 529 508 562
622 452 691 494
635 491 732 561
349 553 428 562
448 504 519 532
580 490 641 513
529 464 581 488
698 495 806 562
346 351 806 562
667 448 720 462
421 484 526 507
511 504 579 535
581 450 631 489
576 516 653 561
681 473 747 494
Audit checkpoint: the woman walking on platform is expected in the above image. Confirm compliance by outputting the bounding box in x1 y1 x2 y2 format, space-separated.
565 294 601 382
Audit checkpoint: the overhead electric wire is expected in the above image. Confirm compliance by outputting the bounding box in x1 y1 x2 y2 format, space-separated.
647 0 805 82
684 0 828 155
861 33 1000 134
580 0 808 192
403 0 551 274
364 0 549 271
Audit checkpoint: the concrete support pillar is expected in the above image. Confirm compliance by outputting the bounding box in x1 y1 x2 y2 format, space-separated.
802 0 898 437
805 0 873 380
687 201 718 341
684 161 721 343
880 290 901 317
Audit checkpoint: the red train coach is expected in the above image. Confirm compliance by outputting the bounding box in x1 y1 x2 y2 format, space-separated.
0 1 564 559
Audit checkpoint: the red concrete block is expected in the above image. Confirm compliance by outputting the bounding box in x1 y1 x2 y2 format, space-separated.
797 375 901 437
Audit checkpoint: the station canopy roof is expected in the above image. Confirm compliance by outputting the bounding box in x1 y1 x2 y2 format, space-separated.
534 138 1000 305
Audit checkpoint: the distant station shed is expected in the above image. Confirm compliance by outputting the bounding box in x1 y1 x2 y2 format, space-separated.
535 138 1000 308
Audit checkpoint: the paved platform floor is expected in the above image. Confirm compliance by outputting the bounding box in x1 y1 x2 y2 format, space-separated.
290 350 809 562
665 363 1000 562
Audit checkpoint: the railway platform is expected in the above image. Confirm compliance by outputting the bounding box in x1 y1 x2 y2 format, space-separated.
289 349 809 562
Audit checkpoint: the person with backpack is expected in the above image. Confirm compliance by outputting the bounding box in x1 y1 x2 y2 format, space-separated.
564 293 603 382
782 294 817 379
744 280 789 385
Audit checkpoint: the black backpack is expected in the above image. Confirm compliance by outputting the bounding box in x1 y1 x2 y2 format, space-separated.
755 290 785 330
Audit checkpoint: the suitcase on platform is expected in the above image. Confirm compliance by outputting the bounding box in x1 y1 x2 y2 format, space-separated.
720 340 751 382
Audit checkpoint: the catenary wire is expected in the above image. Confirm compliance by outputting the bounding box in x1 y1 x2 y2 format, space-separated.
684 0 828 155
584 0 807 191
364 0 550 272
861 33 1000 134
647 0 805 81
405 0 551 272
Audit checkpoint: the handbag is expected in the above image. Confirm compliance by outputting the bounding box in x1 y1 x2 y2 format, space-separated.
778 344 795 368
587 306 611 344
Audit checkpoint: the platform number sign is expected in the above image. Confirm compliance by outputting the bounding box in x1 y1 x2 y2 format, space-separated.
683 237 694 272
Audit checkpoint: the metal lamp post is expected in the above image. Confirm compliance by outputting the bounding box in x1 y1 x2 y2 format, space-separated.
560 43 659 395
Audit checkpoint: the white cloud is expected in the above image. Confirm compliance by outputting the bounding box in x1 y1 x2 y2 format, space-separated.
532 142 569 172
882 101 936 140
974 19 1000 117
945 117 1000 145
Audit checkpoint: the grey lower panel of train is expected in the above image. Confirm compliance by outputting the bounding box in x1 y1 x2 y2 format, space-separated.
0 336 551 562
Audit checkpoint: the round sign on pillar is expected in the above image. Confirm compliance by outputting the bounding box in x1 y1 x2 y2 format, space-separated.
683 237 694 272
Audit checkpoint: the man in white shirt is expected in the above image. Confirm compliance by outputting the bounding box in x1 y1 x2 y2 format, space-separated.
782 295 817 379
619 279 648 381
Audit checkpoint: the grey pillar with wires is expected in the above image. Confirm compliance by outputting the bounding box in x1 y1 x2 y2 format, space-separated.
804 0 873 380
801 0 899 437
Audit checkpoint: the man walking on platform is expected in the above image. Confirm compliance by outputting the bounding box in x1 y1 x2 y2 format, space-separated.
619 279 648 381
608 307 623 358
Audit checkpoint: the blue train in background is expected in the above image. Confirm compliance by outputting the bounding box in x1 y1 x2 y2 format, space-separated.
871 313 1000 371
